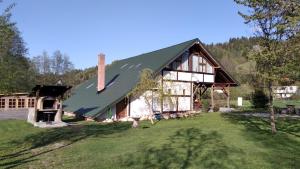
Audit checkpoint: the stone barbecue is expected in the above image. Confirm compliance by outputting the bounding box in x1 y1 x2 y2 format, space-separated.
27 85 71 128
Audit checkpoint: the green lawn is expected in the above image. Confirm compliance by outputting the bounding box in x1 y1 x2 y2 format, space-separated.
274 99 300 108
0 113 299 169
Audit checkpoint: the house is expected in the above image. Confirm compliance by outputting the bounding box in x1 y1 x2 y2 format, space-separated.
63 38 238 121
273 86 299 99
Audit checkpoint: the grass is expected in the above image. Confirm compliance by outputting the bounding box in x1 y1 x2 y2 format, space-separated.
274 99 300 108
0 113 299 169
218 99 300 112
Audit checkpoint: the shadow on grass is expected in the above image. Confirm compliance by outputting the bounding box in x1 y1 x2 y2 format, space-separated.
119 128 244 169
0 122 131 169
221 114 300 168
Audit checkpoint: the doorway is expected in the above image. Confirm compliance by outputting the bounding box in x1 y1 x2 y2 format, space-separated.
116 98 128 119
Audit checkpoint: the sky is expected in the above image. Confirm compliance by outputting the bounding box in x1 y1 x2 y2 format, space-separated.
1 0 251 69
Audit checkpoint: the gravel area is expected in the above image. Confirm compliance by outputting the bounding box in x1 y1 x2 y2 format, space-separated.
227 112 300 119
0 109 28 120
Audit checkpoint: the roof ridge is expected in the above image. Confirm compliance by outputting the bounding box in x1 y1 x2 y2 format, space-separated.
113 38 198 63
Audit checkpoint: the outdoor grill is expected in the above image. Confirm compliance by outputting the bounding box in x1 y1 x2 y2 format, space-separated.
27 85 71 127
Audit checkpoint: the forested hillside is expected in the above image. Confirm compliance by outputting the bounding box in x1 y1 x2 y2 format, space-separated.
206 37 258 84
205 37 259 99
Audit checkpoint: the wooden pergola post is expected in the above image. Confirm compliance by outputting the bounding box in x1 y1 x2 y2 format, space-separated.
55 95 63 122
33 89 39 122
227 84 230 108
160 76 164 114
211 84 214 110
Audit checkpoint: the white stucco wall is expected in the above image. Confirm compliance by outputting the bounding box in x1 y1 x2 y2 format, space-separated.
163 81 191 95
178 72 192 81
163 97 177 111
129 91 153 118
163 71 177 80
178 97 191 111
129 90 192 116
191 73 203 82
204 74 214 83
163 71 215 83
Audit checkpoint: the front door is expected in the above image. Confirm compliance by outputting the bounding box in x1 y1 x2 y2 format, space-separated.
116 98 127 119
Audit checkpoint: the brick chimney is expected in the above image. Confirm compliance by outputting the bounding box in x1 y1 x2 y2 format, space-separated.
97 53 105 92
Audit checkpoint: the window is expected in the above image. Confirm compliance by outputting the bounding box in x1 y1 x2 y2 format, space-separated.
181 52 189 71
199 56 206 72
192 55 199 72
28 98 35 108
86 83 94 89
0 98 5 108
120 63 128 69
169 52 189 71
18 98 25 108
172 58 182 70
128 65 134 69
152 96 161 111
192 54 213 73
8 99 16 108
135 63 142 68
207 64 213 73
183 89 186 95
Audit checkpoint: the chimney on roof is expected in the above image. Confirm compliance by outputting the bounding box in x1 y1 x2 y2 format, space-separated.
97 53 105 92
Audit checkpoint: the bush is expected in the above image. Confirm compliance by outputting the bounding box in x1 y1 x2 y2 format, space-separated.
251 89 269 108
201 99 210 112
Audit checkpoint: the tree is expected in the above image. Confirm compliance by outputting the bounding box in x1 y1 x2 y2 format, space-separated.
51 50 74 75
32 50 75 85
0 2 35 94
127 69 158 126
127 68 174 126
52 50 64 75
31 51 52 84
235 0 300 133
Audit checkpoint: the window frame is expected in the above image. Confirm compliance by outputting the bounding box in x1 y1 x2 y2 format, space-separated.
191 54 213 74
28 98 35 108
8 99 16 108
0 98 5 108
18 98 25 108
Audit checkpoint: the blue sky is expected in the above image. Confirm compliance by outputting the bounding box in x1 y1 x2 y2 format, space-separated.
1 0 250 69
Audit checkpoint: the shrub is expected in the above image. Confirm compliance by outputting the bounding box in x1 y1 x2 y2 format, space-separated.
251 89 269 108
213 105 220 112
201 99 210 112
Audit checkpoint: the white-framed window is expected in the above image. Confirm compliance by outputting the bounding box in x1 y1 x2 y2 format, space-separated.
192 54 213 73
9 99 16 108
192 55 199 72
0 98 5 108
18 98 25 108
28 98 35 108
181 52 189 71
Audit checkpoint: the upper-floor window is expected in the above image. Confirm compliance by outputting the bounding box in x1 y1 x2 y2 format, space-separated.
192 55 213 73
171 52 189 71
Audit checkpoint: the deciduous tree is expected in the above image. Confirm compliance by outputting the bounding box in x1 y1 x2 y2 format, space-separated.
0 2 35 94
235 0 300 133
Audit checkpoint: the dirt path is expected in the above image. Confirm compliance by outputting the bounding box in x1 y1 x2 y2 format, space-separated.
0 109 28 120
226 112 300 119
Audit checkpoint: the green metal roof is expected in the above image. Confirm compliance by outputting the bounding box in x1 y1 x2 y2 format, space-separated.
63 38 198 118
